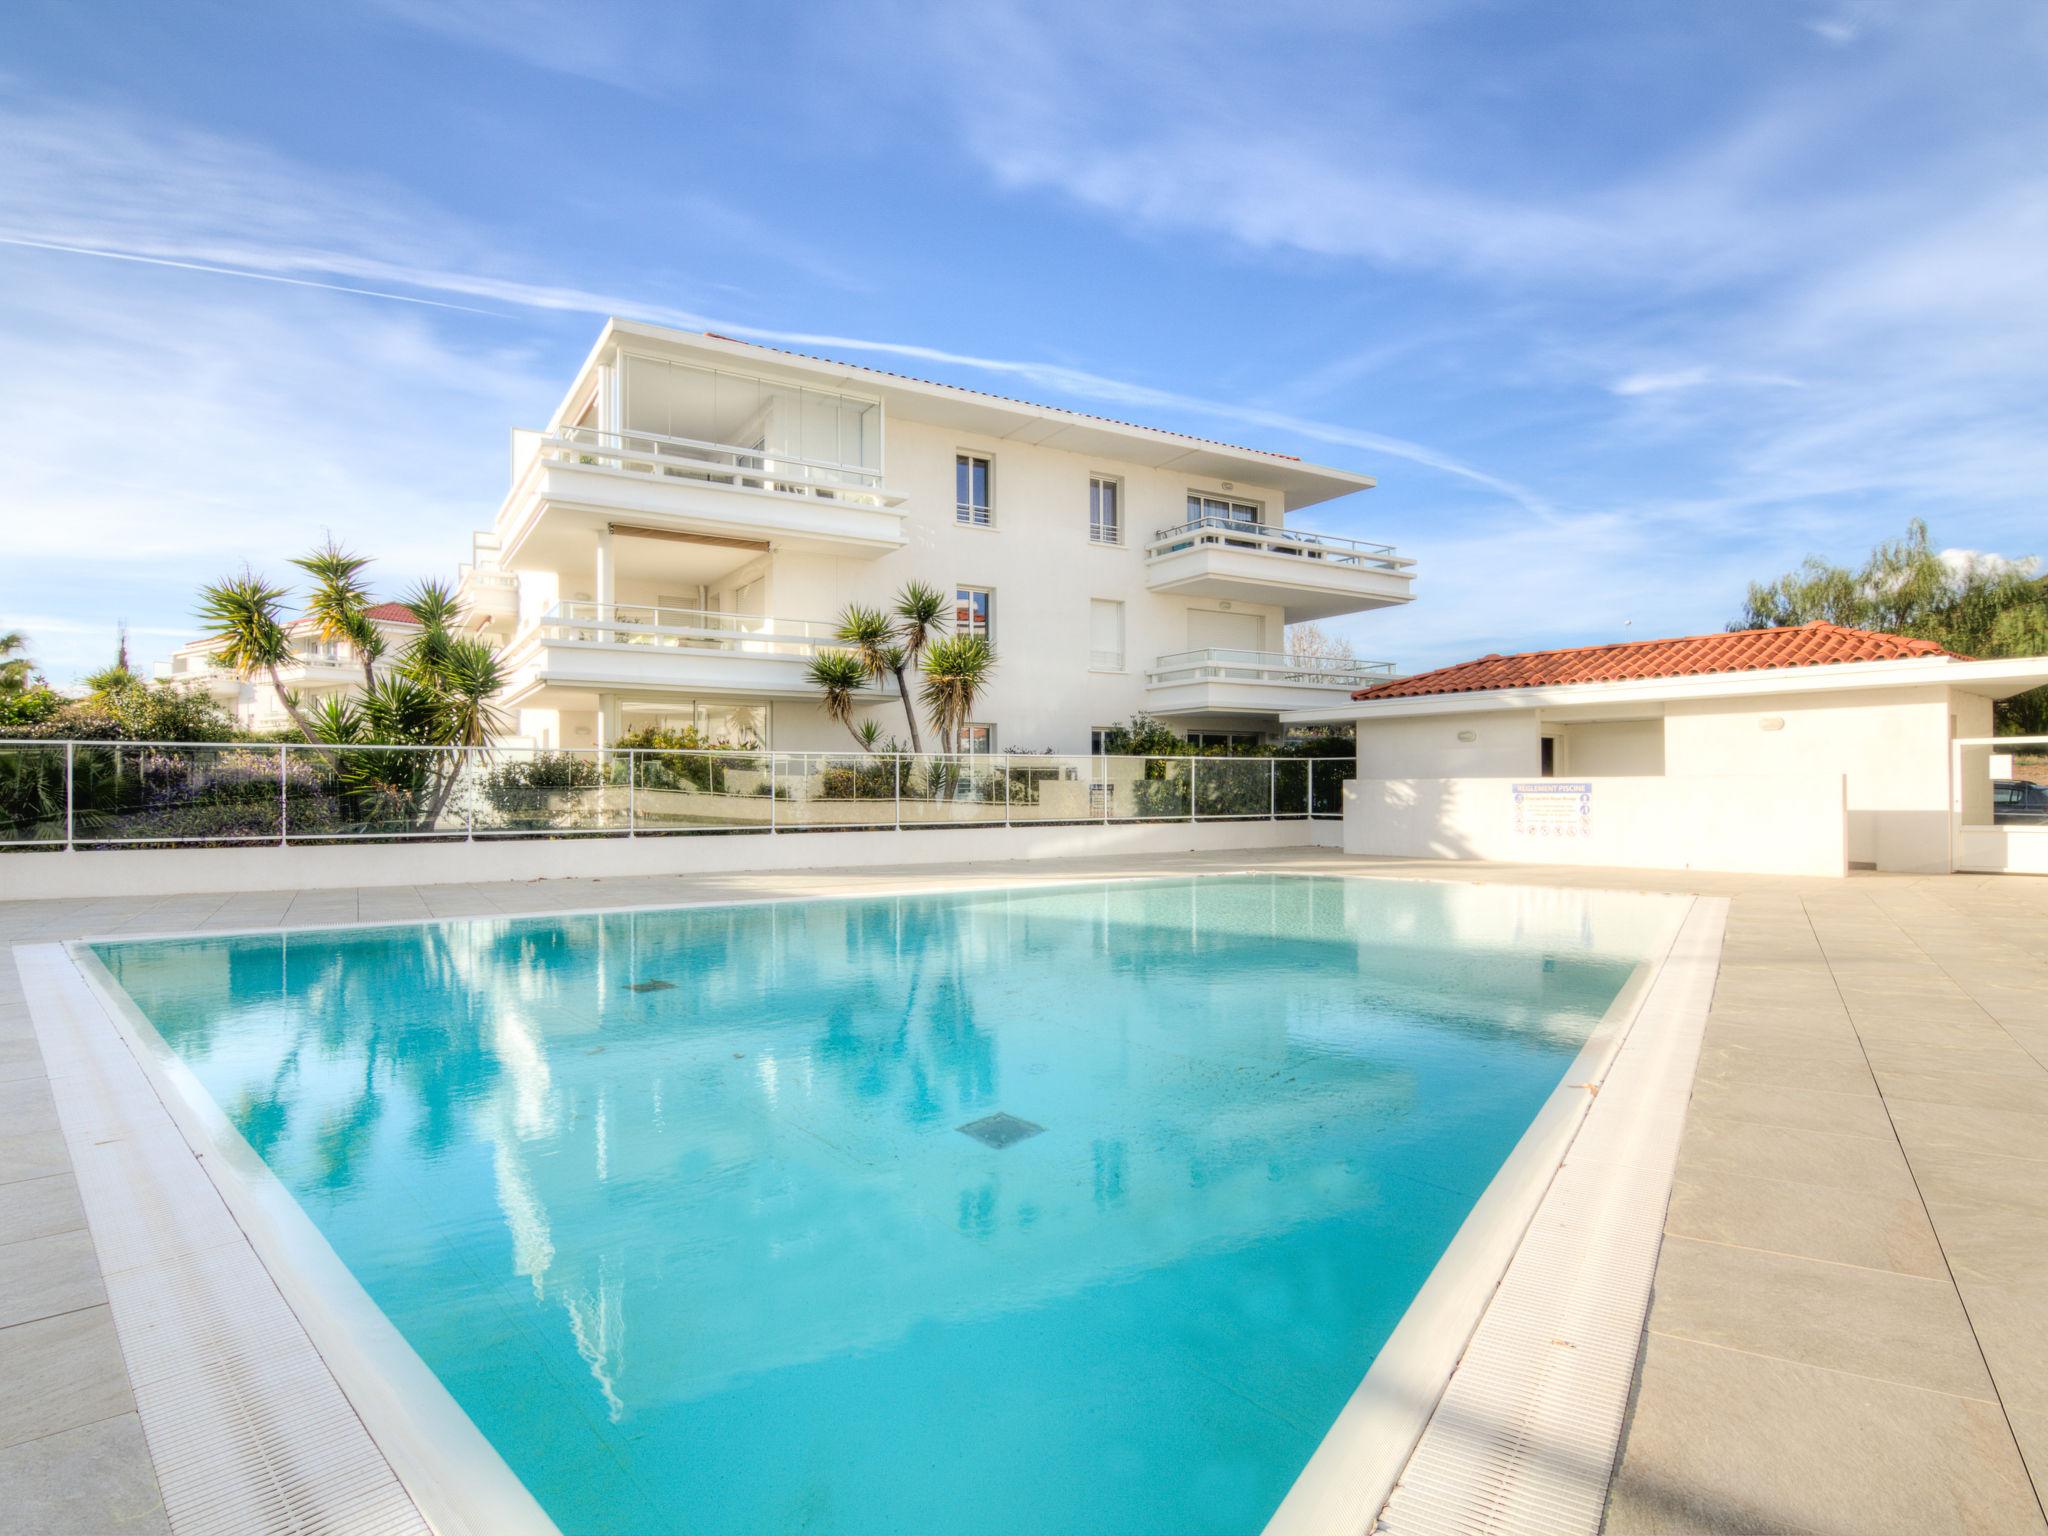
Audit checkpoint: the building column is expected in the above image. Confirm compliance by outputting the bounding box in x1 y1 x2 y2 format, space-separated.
593 526 615 615
596 692 618 750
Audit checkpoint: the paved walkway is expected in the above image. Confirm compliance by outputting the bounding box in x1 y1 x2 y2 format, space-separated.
3 850 2044 1534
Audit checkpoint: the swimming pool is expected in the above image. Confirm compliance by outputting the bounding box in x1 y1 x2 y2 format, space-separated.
86 874 1686 1535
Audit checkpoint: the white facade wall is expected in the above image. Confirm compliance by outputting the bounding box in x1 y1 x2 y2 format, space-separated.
1355 711 1542 779
1343 774 1848 878
1553 719 1664 776
1662 685 1977 873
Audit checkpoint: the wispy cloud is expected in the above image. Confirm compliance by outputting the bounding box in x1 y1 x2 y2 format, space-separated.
0 94 1542 516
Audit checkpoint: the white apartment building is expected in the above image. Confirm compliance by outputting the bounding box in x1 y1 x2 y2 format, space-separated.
154 603 422 734
461 322 1414 753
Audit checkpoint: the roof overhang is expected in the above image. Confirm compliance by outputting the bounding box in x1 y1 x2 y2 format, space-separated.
558 320 1375 513
1280 654 2048 726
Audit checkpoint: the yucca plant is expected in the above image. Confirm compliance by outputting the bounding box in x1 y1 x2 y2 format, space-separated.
807 651 875 751
195 573 321 743
291 539 384 688
920 634 996 751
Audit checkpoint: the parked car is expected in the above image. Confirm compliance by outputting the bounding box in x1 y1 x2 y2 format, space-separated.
1992 779 2048 823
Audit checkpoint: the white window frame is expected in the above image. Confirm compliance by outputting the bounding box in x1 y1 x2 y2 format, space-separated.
958 722 995 755
1186 492 1263 527
955 585 993 641
1088 598 1125 673
956 452 994 527
1089 474 1123 545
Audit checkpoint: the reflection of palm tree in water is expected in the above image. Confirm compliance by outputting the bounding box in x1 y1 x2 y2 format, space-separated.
811 896 997 1128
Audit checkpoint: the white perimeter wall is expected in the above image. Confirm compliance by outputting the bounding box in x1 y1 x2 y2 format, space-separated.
1342 775 1847 878
2 819 1336 901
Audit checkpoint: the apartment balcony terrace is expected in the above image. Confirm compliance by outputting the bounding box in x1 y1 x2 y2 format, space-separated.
1144 647 1396 719
498 425 910 569
498 601 889 709
1144 517 1415 622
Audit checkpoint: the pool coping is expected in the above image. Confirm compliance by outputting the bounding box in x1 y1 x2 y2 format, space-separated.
20 868 1722 1536
1265 891 1716 1534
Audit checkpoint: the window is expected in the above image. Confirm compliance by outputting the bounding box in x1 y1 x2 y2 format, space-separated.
1089 476 1121 544
1187 493 1261 527
1090 727 1115 755
955 586 992 640
1089 599 1124 671
956 454 992 526
1187 730 1264 749
958 723 995 755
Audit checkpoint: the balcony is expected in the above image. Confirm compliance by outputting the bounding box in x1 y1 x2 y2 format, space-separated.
500 425 909 566
1144 517 1415 622
498 602 887 706
456 564 518 629
1144 648 1396 719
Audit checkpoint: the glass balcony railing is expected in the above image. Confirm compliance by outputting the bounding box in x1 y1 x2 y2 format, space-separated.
1147 648 1396 689
527 602 843 659
1146 518 1410 573
533 424 900 507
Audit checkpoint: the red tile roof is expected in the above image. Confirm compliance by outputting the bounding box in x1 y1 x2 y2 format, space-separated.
1354 622 1967 701
287 602 421 632
698 332 1305 464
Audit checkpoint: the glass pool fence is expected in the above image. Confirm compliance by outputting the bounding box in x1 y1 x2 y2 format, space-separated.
0 741 1356 849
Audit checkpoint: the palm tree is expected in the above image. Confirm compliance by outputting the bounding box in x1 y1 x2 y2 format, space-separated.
291 540 384 688
0 631 33 694
895 581 947 670
836 604 920 753
920 634 996 751
195 574 321 742
807 651 875 750
395 580 463 686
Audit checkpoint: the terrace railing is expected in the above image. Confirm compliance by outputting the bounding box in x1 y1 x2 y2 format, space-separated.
1146 518 1413 573
1147 648 1396 690
0 741 1356 850
538 424 899 506
526 603 844 659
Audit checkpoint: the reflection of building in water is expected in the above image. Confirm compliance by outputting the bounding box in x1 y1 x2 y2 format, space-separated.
94 876 1682 1425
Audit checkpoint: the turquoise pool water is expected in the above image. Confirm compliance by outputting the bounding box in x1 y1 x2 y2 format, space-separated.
92 875 1681 1535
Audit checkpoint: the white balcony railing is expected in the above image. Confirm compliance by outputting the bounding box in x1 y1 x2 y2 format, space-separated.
529 602 843 658
1146 517 1411 573
535 424 900 507
1147 648 1396 689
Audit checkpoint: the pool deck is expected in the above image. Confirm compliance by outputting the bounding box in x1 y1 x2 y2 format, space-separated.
2 848 2044 1535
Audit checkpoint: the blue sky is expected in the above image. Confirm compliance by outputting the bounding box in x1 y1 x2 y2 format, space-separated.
3 0 2045 684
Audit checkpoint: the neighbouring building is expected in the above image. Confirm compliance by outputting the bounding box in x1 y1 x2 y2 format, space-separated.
154 603 422 735
1286 622 2048 877
454 322 1414 753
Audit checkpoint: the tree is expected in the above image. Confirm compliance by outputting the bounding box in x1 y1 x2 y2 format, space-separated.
0 631 36 694
292 539 384 688
834 604 917 751
194 573 323 742
806 651 875 750
920 634 996 750
1285 621 1357 664
1735 520 2048 732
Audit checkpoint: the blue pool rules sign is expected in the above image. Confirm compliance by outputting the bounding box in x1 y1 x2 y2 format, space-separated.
1512 781 1592 839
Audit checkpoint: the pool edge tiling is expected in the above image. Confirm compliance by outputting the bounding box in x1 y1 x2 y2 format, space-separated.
24 876 1703 1536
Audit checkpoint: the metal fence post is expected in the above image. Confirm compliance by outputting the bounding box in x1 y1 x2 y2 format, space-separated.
1190 757 1199 823
626 747 636 839
64 742 74 852
278 745 289 846
769 755 779 834
894 754 902 831
1003 753 1012 827
1308 758 1316 821
1270 758 1277 821
466 747 477 842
